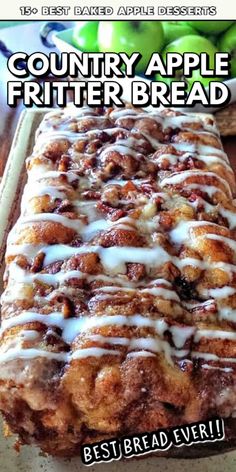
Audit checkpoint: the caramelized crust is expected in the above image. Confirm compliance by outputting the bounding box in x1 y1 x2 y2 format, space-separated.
1 105 236 456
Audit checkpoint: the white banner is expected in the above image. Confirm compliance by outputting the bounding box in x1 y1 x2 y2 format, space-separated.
1 0 236 20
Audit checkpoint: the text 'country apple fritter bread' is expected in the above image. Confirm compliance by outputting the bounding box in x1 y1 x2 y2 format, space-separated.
1 104 236 457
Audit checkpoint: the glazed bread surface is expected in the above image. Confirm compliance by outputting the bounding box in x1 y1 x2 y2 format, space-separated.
1 105 236 456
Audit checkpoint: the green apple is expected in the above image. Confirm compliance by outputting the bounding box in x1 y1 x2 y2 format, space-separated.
218 23 236 78
162 21 198 45
155 35 219 89
187 21 234 35
72 21 99 52
97 21 164 73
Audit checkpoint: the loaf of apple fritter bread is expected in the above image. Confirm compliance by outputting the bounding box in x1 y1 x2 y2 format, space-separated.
1 104 236 458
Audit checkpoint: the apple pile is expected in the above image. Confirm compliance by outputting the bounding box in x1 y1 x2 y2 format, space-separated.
72 20 236 87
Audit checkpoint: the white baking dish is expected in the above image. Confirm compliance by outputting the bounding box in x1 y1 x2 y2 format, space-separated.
52 28 236 114
1 109 236 471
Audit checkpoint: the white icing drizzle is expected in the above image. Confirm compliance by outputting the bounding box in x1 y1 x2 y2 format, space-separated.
169 221 236 276
19 330 39 341
201 286 236 299
139 287 179 301
219 207 236 229
6 244 172 274
182 299 215 310
185 184 227 199
169 220 221 245
0 338 189 365
218 307 236 322
104 178 146 187
0 312 169 344
100 144 140 160
169 325 195 348
12 213 87 234
160 170 232 197
89 335 129 346
173 142 226 158
156 151 231 171
0 345 120 364
32 170 80 183
201 364 233 373
188 196 215 213
21 184 66 210
74 201 100 222
191 352 236 363
88 333 189 360
194 329 236 342
0 348 68 363
4 262 139 289
13 212 160 241
0 345 190 363
7 241 236 278
206 234 236 253
128 337 172 363
111 109 219 135
71 347 119 360
127 351 156 358
94 285 179 301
